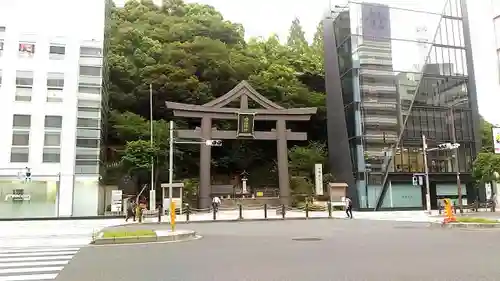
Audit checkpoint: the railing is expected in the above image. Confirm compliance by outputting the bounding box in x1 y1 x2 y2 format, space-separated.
437 200 496 214
120 203 346 223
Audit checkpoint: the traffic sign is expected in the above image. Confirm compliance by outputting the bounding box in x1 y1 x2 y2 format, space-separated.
412 174 424 186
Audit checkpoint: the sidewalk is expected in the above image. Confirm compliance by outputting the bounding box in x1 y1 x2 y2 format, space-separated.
144 210 441 224
0 219 125 238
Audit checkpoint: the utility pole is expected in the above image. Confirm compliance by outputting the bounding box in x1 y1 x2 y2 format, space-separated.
422 135 432 214
168 120 174 217
449 107 463 213
149 83 155 210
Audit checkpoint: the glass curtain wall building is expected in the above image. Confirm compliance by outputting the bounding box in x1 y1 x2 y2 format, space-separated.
324 0 481 210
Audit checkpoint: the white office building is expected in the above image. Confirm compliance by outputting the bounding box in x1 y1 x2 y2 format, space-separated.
0 0 108 218
493 0 500 82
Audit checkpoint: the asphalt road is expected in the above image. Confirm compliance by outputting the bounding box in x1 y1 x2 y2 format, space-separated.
55 219 500 281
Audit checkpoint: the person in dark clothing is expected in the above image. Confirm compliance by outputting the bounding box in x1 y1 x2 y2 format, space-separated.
125 200 136 222
345 197 353 219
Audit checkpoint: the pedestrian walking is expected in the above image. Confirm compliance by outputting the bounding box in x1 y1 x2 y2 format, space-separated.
212 196 221 213
125 200 136 222
345 196 353 219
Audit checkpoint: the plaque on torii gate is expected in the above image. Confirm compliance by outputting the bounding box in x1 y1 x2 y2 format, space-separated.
166 80 317 209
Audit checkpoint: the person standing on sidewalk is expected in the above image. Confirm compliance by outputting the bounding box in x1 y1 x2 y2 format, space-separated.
345 196 353 219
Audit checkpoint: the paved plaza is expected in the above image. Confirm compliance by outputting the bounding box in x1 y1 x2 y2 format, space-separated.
55 219 500 281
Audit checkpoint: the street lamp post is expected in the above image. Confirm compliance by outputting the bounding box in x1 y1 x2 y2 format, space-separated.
168 120 174 217
449 107 463 213
149 84 155 211
166 122 223 223
423 136 461 215
422 135 432 214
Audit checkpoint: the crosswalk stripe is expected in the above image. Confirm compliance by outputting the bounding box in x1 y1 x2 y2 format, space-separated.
0 261 69 268
0 273 58 281
0 248 81 254
0 266 64 274
0 255 74 263
0 251 78 258
0 226 94 281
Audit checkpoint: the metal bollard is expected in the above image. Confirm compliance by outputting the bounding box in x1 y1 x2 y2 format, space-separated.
238 204 243 220
281 204 286 219
186 204 190 222
305 202 309 219
327 201 332 218
157 205 162 223
264 204 268 219
213 205 217 220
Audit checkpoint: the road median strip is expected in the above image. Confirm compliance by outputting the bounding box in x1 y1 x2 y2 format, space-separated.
91 229 197 245
429 217 500 229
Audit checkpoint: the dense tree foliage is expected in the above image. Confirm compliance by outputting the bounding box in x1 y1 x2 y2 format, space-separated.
105 0 327 190
472 118 500 184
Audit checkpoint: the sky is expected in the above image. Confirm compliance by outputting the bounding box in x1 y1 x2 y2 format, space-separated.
114 0 500 126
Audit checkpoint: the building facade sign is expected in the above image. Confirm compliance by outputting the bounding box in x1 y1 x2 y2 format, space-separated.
493 127 500 154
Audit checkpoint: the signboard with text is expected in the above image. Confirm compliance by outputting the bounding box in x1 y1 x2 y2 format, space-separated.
237 113 255 138
111 190 123 212
315 164 323 196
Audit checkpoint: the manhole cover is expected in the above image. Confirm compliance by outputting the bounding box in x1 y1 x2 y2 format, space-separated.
292 237 322 242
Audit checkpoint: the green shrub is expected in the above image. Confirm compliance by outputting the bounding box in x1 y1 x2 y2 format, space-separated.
102 229 156 238
455 217 499 224
297 202 327 211
290 176 314 195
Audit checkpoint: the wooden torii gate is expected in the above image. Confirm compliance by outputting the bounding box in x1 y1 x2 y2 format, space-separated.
166 81 317 208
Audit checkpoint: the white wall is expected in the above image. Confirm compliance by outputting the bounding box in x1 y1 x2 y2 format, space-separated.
0 0 106 217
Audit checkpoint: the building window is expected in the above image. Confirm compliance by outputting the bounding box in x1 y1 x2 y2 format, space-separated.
15 71 34 102
10 147 29 163
44 115 63 129
78 85 101 95
12 131 30 146
18 43 35 57
47 76 64 89
49 45 65 60
47 73 64 102
79 66 101 76
0 40 4 57
43 116 62 163
11 114 31 163
77 118 99 128
44 132 61 146
43 147 60 163
13 114 31 128
80 47 102 57
76 138 99 148
78 99 101 118
74 159 100 174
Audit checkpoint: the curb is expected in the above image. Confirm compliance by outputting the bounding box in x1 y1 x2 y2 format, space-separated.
109 216 340 227
429 222 500 229
0 215 124 222
91 230 197 245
